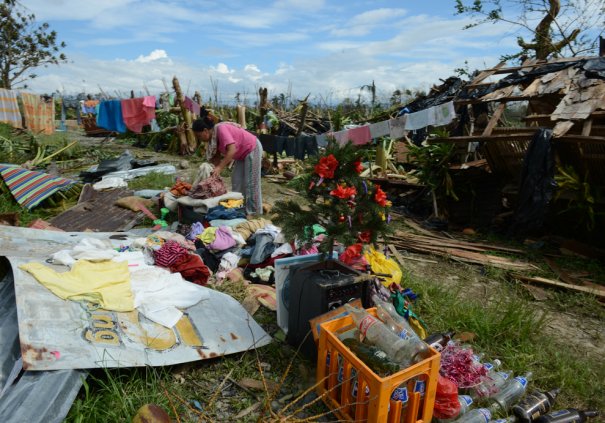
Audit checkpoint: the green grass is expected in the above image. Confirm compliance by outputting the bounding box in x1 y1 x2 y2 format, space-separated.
405 273 605 415
126 171 177 191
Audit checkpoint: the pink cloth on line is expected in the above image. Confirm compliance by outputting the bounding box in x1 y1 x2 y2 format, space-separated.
142 96 156 108
183 96 201 116
120 97 156 133
216 124 257 161
207 226 237 251
348 125 371 145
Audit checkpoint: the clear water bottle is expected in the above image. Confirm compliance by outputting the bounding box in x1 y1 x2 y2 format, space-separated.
454 408 492 423
344 304 418 366
512 388 560 422
490 417 517 423
489 372 532 413
371 295 430 363
459 395 474 415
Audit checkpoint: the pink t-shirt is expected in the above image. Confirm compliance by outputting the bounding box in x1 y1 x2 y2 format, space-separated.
216 124 257 161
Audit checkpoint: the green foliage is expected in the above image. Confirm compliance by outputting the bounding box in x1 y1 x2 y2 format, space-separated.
554 165 602 231
272 140 394 252
407 141 458 217
0 0 67 89
454 0 603 60
126 171 176 191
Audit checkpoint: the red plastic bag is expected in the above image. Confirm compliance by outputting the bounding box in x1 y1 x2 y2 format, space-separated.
433 375 461 419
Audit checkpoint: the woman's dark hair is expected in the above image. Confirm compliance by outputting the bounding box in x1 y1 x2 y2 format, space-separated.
192 116 214 132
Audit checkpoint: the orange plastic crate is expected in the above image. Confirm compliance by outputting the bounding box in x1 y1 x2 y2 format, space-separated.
316 308 440 423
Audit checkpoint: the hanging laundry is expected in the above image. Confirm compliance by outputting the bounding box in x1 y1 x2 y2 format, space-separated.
97 100 127 133
404 107 435 130
0 88 22 128
433 101 456 127
347 125 372 145
316 133 328 147
183 96 201 116
82 99 99 114
294 135 318 160
20 93 55 134
121 96 156 133
369 120 390 139
332 130 350 146
19 260 135 312
0 164 76 210
389 115 408 139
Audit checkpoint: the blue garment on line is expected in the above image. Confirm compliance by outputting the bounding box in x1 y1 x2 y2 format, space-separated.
97 100 127 133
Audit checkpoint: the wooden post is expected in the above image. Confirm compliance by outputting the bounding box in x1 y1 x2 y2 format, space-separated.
296 94 310 137
237 104 246 129
172 76 196 154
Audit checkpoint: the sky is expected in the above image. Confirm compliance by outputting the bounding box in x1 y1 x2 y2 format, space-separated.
13 0 601 105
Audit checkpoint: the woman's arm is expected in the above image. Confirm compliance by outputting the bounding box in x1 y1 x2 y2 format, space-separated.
213 143 236 176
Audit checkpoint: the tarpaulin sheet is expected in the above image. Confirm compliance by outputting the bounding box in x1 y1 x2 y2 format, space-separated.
0 226 271 371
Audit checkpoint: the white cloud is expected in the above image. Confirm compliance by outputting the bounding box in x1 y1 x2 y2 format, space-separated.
214 63 233 74
135 49 169 63
244 64 261 73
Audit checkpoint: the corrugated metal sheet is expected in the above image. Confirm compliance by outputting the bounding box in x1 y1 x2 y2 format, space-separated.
0 226 271 371
49 187 143 232
0 260 85 423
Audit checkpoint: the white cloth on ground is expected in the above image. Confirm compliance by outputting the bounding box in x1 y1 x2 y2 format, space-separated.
50 238 119 267
93 177 128 191
216 252 241 279
271 243 293 258
113 251 209 328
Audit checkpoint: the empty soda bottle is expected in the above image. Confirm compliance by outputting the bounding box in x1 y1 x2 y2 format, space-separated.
536 409 599 423
458 395 474 415
344 304 418 365
489 372 532 413
341 338 402 376
454 408 492 423
512 388 560 422
371 295 430 363
471 363 511 399
424 331 456 352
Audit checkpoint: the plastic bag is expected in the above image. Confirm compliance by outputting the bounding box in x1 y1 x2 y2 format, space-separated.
433 375 461 419
363 246 402 286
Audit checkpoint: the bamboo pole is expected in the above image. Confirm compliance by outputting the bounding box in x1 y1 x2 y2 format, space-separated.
296 94 310 137
172 76 196 154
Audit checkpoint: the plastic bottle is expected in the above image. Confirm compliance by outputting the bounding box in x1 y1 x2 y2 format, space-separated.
454 408 492 423
370 295 430 363
424 331 456 352
459 395 474 415
489 372 532 414
536 409 599 423
344 304 418 365
512 388 560 422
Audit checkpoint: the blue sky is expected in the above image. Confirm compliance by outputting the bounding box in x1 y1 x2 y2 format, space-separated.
15 0 601 104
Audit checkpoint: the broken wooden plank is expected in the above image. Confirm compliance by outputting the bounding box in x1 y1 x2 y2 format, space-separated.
512 275 605 299
387 244 438 264
481 103 506 137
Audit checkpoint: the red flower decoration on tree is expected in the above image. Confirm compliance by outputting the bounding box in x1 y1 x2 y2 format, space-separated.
358 231 371 243
330 184 357 199
353 160 363 174
314 154 339 179
374 185 388 207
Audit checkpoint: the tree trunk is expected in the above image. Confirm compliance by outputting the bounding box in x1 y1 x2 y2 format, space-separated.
172 76 196 154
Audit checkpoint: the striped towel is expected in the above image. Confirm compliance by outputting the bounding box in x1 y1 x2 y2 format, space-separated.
0 88 23 128
0 164 76 209
20 92 55 134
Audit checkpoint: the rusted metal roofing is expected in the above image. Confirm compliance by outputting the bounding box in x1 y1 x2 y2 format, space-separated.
0 260 85 423
49 186 143 232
